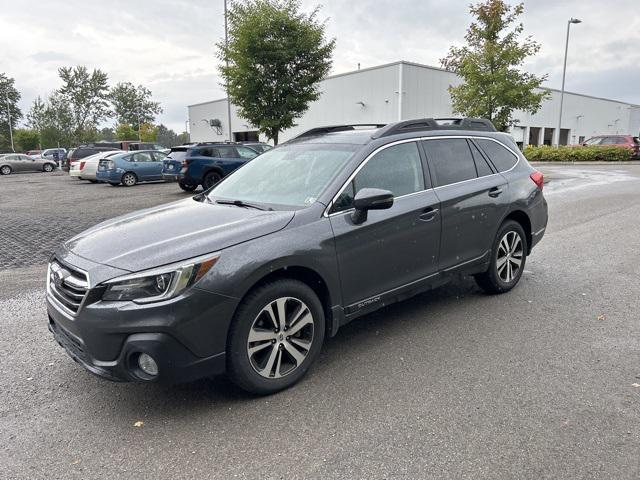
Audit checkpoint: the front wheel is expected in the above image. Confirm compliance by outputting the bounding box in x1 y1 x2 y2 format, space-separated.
475 220 527 294
226 279 325 395
43 163 54 172
0 165 11 175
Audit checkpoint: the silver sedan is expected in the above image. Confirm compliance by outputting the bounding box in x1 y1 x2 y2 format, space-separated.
0 154 57 175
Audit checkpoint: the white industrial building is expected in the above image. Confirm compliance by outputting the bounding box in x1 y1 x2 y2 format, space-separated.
188 60 640 148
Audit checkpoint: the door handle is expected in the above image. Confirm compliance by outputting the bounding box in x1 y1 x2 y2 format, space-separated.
419 207 439 222
488 187 503 198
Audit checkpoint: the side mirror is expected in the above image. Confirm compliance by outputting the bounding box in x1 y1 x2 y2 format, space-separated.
351 188 394 224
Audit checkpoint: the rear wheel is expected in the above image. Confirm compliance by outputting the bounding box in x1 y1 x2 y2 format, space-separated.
203 171 222 190
226 279 325 395
121 172 137 187
179 182 197 192
475 220 527 294
0 165 11 175
43 163 54 172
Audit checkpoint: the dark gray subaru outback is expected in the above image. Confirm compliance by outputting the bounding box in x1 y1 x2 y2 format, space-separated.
47 118 548 394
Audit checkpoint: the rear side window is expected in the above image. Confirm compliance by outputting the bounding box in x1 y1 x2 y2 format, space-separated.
422 138 477 186
469 141 494 177
475 139 518 172
217 146 238 158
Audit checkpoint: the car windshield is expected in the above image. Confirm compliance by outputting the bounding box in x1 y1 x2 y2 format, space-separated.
207 143 358 208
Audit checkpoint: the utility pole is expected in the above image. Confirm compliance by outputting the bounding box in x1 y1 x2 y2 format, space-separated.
224 0 233 142
556 18 581 146
5 90 15 152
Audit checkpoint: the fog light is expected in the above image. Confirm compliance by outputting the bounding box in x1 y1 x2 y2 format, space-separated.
138 353 158 376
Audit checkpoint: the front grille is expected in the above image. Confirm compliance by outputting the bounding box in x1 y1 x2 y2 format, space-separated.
48 260 89 316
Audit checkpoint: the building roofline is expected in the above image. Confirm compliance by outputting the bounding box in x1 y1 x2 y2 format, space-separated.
188 59 640 109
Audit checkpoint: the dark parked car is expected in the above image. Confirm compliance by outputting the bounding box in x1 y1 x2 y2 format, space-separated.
46 117 547 394
96 150 168 186
63 146 118 171
582 135 640 158
161 145 190 183
164 142 260 192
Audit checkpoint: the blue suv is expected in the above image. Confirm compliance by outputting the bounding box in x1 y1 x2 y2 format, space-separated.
162 143 260 192
96 150 167 186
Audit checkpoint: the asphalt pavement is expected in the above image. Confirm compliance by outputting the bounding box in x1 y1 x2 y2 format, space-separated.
1 166 639 479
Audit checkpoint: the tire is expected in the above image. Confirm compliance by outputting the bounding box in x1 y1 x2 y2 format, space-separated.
202 171 222 190
43 163 54 173
121 172 137 187
475 220 527 294
226 279 325 395
179 182 198 192
0 165 11 175
109 182 120 187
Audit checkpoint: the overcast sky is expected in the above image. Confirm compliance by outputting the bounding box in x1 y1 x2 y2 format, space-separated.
1 0 638 132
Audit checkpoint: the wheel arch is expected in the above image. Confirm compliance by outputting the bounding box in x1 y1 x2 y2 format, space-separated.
234 265 336 339
502 209 532 254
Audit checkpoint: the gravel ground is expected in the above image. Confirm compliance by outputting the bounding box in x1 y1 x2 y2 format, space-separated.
1 165 639 479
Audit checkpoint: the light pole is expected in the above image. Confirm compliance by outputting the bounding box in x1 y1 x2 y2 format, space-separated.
556 17 581 147
224 0 233 142
5 90 15 152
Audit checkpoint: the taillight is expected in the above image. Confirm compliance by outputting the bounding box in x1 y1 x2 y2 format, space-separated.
79 161 86 170
530 170 544 190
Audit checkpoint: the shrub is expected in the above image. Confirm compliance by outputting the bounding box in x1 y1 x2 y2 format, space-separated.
523 145 633 162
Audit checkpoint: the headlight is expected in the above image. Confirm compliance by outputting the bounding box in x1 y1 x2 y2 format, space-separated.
102 253 219 303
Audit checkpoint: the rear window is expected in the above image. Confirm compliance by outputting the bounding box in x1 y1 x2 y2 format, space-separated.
167 151 187 162
73 148 96 158
476 139 518 172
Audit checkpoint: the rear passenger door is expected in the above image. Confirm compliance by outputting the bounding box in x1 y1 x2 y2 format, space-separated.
329 141 441 307
130 152 155 180
422 137 509 271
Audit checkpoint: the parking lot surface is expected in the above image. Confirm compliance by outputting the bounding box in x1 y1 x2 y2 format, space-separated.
1 166 639 479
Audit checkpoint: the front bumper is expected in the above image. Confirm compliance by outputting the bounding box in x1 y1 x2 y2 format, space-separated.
46 259 239 383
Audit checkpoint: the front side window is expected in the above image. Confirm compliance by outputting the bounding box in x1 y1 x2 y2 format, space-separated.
208 143 358 208
333 142 424 212
475 139 518 172
423 138 477 186
236 146 259 159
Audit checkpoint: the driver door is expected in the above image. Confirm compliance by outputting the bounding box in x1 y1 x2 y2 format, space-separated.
328 141 441 309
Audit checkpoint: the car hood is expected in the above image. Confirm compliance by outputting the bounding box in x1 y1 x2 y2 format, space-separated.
64 198 295 272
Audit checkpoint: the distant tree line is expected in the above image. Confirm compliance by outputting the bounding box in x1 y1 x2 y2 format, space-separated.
1 67 187 151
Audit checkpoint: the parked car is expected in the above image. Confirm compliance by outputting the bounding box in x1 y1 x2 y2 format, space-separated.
168 142 260 192
0 153 57 175
96 150 168 186
582 135 640 158
64 146 118 171
241 142 273 153
46 117 548 394
41 148 67 163
89 141 168 153
161 146 190 184
77 150 126 183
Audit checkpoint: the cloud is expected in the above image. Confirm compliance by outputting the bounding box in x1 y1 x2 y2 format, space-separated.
1 0 638 132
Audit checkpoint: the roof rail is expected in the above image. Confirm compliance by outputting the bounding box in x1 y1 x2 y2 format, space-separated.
371 117 496 138
291 124 387 140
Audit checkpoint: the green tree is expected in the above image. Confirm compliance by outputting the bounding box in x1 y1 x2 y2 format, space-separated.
115 123 138 141
440 0 549 131
58 66 110 142
14 129 40 151
0 73 22 150
156 124 179 147
39 91 75 148
218 0 335 144
110 82 162 128
139 123 158 142
98 127 115 141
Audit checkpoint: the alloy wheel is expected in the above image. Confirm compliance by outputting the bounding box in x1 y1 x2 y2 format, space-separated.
0 166 10 175
247 297 314 379
496 231 523 283
122 173 136 186
44 164 53 172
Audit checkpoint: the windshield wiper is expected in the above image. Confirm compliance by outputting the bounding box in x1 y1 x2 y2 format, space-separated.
215 199 271 211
